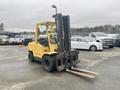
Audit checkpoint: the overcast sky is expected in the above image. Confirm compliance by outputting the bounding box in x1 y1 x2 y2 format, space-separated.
0 0 120 29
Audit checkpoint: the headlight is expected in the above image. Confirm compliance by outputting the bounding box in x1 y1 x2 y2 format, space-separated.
97 43 102 46
2 39 7 41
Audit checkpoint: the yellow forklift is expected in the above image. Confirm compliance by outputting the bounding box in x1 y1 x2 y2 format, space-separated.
28 14 98 78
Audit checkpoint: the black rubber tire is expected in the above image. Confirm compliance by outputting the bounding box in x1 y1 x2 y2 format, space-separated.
28 51 35 62
42 55 56 72
89 45 97 51
5 41 9 45
109 45 114 48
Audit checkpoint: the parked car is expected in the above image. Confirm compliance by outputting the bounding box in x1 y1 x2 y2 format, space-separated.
23 38 33 46
107 34 118 46
71 36 103 51
89 32 114 48
0 35 9 45
115 34 120 47
9 35 24 44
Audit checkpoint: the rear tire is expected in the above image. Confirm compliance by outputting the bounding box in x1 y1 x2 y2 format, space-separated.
42 55 56 72
28 51 35 62
89 45 97 51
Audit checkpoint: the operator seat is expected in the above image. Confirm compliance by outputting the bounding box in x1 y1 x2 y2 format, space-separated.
39 38 49 46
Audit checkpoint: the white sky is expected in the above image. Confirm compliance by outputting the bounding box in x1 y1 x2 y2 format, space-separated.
0 0 120 30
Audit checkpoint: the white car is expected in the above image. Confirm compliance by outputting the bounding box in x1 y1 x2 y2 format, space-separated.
9 34 34 45
71 36 103 51
9 35 24 44
0 35 9 44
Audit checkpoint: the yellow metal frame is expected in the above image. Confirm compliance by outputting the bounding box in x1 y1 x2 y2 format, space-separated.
28 21 58 59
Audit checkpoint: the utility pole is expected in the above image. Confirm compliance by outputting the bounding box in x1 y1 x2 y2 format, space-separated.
0 23 4 31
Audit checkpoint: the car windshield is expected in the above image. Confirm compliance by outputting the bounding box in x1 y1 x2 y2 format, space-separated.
95 32 108 37
71 37 91 42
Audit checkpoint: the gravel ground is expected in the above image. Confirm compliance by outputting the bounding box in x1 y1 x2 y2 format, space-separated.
0 45 120 90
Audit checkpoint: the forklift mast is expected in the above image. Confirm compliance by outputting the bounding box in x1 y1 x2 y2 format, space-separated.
54 14 71 53
62 15 71 52
53 13 77 69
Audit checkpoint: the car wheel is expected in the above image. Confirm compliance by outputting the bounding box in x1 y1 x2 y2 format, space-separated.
28 51 35 62
42 55 56 72
89 45 97 51
6 41 9 45
109 45 114 48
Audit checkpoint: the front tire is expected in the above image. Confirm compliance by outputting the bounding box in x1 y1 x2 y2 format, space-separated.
28 51 35 62
89 45 97 51
42 55 56 72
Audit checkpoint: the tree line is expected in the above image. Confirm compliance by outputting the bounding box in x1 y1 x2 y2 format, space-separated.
71 24 120 36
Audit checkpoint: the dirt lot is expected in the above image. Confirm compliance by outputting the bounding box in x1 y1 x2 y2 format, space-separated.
0 45 120 90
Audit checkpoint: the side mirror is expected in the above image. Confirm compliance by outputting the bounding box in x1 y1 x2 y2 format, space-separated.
96 40 100 43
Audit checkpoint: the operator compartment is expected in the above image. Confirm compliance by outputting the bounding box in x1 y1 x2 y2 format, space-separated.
37 22 58 53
